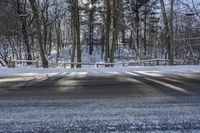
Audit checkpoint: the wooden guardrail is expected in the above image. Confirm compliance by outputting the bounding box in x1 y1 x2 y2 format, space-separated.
96 62 126 67
61 62 95 68
7 59 185 68
173 60 185 65
62 59 172 68
8 60 39 68
128 59 171 66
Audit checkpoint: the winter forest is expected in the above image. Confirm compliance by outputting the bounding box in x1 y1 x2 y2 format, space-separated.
0 0 200 68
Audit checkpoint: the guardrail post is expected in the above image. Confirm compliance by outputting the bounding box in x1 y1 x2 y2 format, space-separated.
156 59 160 66
8 60 15 68
36 60 39 68
8 60 11 68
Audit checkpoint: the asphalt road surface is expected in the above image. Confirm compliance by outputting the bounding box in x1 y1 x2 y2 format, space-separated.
0 72 200 132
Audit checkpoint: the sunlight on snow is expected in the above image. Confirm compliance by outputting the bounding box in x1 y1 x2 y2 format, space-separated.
136 71 163 77
125 72 140 76
145 77 191 94
67 72 88 76
107 72 120 75
0 78 28 82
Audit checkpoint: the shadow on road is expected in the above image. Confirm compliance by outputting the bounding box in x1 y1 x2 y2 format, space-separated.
0 72 200 99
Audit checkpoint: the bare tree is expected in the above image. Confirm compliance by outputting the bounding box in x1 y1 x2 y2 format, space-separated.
70 0 81 68
29 0 48 68
160 0 174 64
104 0 111 63
16 0 33 64
110 0 122 63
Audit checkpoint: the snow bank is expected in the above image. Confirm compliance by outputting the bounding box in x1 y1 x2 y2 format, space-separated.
0 65 200 77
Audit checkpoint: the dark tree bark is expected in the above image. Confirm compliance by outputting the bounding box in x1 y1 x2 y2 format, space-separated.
144 2 147 57
16 0 32 64
29 0 48 68
136 0 140 50
169 0 174 65
110 0 121 63
56 21 61 59
160 0 174 65
70 0 81 68
104 0 111 63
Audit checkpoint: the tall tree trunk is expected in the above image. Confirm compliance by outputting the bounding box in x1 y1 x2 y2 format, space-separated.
121 11 126 47
122 30 126 47
169 0 174 65
135 0 140 59
43 25 48 54
101 25 105 59
129 29 133 49
110 0 121 63
104 0 111 63
16 0 32 64
22 22 32 63
144 2 147 57
29 0 48 68
160 0 174 65
56 21 61 60
76 1 81 68
48 24 52 56
70 0 81 68
71 19 76 68
89 10 94 55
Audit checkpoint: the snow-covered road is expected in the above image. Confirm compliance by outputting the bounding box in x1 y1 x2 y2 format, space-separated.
0 71 200 132
0 97 200 132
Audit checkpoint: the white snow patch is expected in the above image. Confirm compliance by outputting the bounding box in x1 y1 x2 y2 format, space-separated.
0 65 199 77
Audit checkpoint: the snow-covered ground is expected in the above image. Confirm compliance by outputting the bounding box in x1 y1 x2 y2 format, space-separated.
0 65 200 77
49 45 135 66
